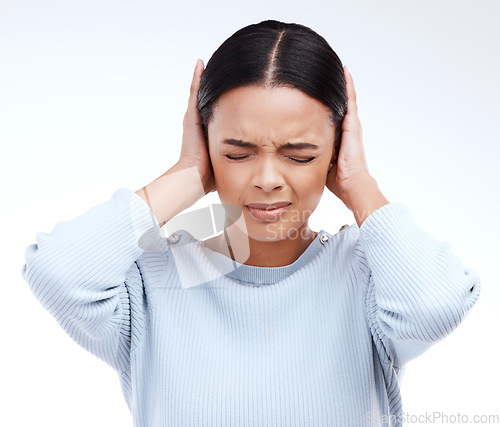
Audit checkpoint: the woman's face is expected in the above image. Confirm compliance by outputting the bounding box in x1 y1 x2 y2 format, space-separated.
207 85 335 242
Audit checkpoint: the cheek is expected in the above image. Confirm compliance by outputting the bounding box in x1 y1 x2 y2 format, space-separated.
295 168 324 187
210 155 229 181
293 170 325 204
212 162 245 199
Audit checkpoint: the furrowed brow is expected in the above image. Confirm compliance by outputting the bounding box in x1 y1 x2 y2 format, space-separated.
222 139 319 150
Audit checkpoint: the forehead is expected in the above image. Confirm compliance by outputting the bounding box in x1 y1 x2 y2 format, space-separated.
210 85 333 142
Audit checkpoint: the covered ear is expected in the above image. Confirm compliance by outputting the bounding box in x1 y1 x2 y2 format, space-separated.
202 123 209 145
332 130 342 162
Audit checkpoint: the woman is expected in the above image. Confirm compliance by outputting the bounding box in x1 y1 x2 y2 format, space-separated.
22 20 481 426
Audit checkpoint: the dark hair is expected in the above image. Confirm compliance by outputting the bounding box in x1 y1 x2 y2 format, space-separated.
197 19 347 156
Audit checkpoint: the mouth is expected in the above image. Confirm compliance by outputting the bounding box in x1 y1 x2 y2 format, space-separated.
245 203 291 222
246 202 291 210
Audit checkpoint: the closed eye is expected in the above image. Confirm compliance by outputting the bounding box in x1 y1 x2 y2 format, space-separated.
225 155 315 163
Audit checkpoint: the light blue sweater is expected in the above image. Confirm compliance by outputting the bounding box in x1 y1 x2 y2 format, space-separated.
21 187 481 426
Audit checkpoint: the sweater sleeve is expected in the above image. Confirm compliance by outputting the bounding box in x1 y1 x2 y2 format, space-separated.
21 187 169 374
352 202 481 368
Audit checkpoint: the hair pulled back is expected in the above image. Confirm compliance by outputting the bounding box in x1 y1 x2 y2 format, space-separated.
197 20 347 153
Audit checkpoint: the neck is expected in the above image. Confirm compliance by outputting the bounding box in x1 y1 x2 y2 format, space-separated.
217 222 317 267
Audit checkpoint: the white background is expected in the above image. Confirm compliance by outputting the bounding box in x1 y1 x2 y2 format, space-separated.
2 0 499 425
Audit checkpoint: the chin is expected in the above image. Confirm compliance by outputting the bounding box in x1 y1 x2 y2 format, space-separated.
244 219 306 243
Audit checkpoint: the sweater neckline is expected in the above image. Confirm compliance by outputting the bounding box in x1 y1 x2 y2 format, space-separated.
193 229 330 286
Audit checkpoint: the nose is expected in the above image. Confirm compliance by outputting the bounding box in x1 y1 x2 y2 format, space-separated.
251 156 285 192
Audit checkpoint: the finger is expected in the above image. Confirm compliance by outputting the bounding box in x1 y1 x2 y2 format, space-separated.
189 59 204 106
342 66 361 133
344 66 357 115
184 58 204 125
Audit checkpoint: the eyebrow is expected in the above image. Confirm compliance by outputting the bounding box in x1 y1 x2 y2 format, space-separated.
222 138 319 150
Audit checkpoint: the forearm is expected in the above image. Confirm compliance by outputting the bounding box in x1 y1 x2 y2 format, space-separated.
341 174 390 228
353 201 481 366
136 161 206 227
21 187 156 373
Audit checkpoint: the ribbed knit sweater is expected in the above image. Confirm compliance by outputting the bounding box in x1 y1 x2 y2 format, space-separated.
21 187 481 426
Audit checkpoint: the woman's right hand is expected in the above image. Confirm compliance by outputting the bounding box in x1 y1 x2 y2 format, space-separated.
178 58 216 195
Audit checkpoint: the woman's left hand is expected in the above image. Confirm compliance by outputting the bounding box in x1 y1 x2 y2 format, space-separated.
326 66 371 204
326 66 390 226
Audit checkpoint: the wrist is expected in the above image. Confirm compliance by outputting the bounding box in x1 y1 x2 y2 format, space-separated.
176 160 213 196
341 174 390 227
